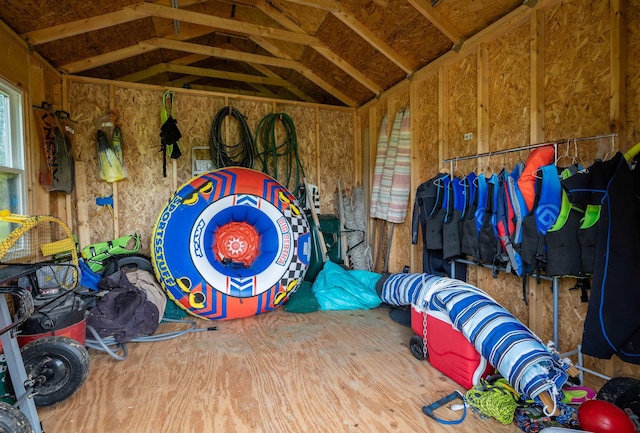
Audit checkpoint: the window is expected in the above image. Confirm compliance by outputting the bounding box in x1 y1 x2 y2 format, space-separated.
0 76 26 240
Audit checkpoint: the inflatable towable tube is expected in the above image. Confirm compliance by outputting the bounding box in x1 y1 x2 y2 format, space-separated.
152 167 311 320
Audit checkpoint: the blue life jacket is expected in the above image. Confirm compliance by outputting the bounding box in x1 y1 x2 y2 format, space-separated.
506 162 526 276
535 164 562 235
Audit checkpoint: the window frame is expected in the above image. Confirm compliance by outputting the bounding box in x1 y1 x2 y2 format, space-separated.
0 74 27 218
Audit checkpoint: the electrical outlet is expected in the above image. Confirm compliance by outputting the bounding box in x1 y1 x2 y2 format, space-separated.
464 133 473 140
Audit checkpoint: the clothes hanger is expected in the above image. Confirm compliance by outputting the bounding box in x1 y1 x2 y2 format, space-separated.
483 154 493 177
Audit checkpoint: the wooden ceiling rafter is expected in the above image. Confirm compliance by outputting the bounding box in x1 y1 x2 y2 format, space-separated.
126 2 319 45
119 50 316 102
15 0 396 104
245 62 317 102
252 0 383 93
164 62 291 86
271 0 415 74
60 39 162 74
140 38 356 105
19 0 207 46
405 0 464 46
134 1 383 94
248 33 355 105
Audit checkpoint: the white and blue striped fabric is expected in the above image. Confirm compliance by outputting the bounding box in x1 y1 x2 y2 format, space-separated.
380 273 570 404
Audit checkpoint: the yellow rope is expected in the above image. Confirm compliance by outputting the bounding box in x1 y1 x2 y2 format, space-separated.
465 380 519 425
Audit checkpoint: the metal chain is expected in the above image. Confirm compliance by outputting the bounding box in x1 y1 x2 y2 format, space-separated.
422 309 428 359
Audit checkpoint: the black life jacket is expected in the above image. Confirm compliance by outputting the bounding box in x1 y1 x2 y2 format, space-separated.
461 173 479 261
443 177 464 260
478 173 499 265
544 165 584 277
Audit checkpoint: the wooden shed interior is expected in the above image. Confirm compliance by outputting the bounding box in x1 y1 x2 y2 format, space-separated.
1 0 640 431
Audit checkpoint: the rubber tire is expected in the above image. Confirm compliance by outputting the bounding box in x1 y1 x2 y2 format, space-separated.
597 376 640 417
0 401 33 433
20 336 91 407
597 377 640 402
102 254 154 277
410 335 427 361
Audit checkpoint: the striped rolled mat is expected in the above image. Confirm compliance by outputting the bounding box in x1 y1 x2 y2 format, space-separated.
387 106 412 223
370 114 389 219
422 277 570 411
375 109 404 221
378 272 441 306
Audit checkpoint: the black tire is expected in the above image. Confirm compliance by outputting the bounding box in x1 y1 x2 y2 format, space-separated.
20 336 90 407
102 254 154 277
596 376 640 416
410 335 427 361
0 401 34 433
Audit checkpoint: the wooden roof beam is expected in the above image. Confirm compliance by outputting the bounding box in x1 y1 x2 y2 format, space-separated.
331 10 416 74
253 0 382 94
249 36 356 106
246 63 316 103
130 1 381 94
163 65 279 97
142 38 356 106
126 2 318 45
20 0 205 46
21 7 149 46
276 0 416 73
60 39 161 74
404 0 464 46
140 38 304 70
164 63 292 87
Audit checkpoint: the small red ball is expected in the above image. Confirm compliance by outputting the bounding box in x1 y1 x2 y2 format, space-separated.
578 399 636 433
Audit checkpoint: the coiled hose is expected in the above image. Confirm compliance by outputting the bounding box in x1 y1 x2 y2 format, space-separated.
254 112 305 198
209 106 256 168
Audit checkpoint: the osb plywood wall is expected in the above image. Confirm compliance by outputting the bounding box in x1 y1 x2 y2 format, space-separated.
357 0 640 380
65 79 355 258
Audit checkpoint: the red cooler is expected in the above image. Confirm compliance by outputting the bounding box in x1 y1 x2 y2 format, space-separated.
411 305 493 389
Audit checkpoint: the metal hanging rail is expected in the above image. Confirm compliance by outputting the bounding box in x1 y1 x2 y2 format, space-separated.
442 131 617 354
441 132 617 164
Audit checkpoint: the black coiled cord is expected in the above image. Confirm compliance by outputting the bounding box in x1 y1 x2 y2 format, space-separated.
209 106 256 168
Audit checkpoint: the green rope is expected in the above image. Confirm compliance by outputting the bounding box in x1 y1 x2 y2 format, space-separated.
465 379 519 425
254 113 306 200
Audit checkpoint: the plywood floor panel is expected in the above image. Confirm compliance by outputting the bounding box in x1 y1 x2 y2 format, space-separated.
37 308 524 433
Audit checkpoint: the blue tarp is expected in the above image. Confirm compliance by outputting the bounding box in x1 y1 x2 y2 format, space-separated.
311 261 382 310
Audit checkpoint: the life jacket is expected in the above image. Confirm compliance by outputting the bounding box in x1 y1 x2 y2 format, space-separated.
506 162 526 276
460 173 479 260
578 204 599 274
443 177 464 260
492 169 512 270
518 145 555 211
544 165 584 277
534 164 562 235
520 163 562 275
425 176 450 250
478 173 499 265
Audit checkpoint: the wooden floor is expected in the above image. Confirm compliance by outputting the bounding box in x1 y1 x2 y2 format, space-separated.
38 307 524 433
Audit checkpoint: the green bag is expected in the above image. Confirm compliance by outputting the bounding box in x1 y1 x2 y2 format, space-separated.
81 233 141 273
